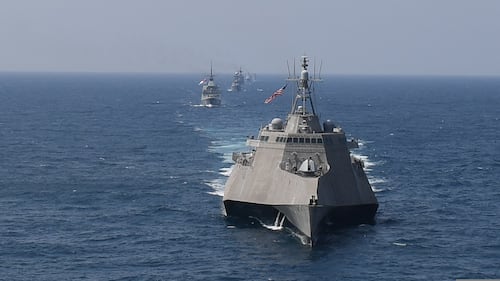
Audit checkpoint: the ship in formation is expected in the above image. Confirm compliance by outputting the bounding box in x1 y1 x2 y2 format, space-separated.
200 65 221 107
228 67 245 92
223 56 378 246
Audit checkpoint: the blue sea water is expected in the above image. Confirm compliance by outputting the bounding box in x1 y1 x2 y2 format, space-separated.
0 72 499 280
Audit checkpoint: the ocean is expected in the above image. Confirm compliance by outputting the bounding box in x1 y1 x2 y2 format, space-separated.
0 72 498 280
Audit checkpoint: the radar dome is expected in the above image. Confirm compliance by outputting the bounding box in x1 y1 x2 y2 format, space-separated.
270 118 284 130
301 69 309 80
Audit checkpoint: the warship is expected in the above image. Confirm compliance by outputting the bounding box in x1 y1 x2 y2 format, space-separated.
200 65 221 107
228 67 244 92
223 56 378 246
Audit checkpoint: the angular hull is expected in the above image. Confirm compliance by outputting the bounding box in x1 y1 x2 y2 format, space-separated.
223 133 378 246
224 200 377 245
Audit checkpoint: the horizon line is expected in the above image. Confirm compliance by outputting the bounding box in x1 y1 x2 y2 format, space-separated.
1 69 500 79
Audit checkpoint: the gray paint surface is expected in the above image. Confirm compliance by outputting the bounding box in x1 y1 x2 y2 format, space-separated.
223 57 378 245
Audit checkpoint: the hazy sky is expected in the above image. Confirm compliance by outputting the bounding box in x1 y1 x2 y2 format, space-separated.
1 0 500 75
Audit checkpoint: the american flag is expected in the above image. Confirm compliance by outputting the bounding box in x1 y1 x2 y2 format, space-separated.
264 84 287 104
198 78 208 85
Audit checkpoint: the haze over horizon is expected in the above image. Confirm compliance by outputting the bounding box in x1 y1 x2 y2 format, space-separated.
1 0 500 76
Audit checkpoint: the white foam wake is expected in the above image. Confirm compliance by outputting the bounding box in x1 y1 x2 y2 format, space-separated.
351 144 388 192
219 167 232 177
204 166 233 196
351 153 377 171
204 138 246 195
205 178 225 197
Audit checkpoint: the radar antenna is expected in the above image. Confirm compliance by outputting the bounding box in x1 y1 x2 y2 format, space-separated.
287 56 321 116
319 60 323 80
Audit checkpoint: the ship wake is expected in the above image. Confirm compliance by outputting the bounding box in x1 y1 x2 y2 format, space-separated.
251 213 312 246
263 212 286 231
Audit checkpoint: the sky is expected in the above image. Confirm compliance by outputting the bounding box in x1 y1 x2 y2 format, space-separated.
1 0 500 76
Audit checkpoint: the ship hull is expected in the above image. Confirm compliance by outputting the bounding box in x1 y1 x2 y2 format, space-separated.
230 85 240 92
201 97 221 107
224 199 378 245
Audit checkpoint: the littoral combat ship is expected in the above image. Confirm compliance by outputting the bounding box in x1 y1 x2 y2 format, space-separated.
223 56 378 246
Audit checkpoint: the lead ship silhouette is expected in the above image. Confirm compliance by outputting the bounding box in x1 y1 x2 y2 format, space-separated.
200 64 221 107
223 56 378 246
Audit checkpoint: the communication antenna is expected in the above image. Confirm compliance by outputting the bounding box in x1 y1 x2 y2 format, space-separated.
292 57 296 108
313 57 317 80
319 60 323 80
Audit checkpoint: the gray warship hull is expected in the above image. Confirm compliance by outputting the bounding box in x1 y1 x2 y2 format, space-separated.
230 82 241 92
224 201 377 241
223 131 378 245
201 97 221 107
223 56 378 246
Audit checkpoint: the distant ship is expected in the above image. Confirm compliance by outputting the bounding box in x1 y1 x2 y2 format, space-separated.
223 56 378 246
245 72 256 84
200 65 221 107
228 67 244 92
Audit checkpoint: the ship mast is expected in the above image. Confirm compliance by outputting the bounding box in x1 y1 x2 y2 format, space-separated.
288 56 318 116
209 61 214 81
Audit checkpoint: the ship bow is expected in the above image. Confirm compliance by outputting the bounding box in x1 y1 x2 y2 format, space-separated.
277 205 331 245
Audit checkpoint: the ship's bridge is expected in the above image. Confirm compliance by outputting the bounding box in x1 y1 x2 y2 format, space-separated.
283 105 323 134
